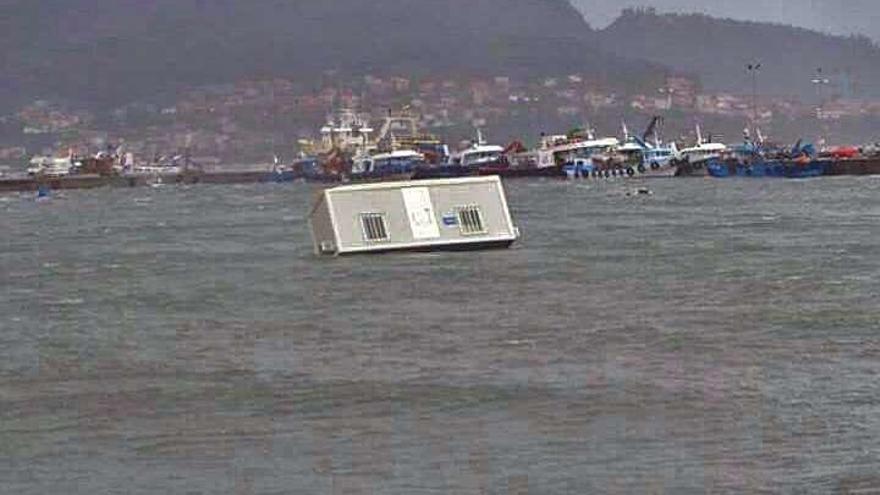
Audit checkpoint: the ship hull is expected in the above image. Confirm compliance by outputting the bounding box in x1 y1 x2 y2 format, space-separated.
673 159 710 177
411 166 478 180
707 159 829 178
827 158 880 176
300 171 415 184
563 162 677 180
482 166 566 178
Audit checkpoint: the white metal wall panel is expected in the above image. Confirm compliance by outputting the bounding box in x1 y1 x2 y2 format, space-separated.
401 186 440 240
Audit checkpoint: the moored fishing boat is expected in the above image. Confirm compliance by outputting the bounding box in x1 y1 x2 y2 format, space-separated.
673 125 727 177
706 140 829 178
542 130 619 178
414 129 507 179
301 107 452 183
562 118 677 179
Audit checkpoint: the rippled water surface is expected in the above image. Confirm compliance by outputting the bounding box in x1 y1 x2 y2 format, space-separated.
1 178 879 493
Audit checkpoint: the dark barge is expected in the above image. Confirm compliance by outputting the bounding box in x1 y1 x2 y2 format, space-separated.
827 158 880 176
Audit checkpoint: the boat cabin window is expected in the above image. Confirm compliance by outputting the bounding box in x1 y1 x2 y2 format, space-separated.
456 206 486 235
619 149 643 163
360 213 390 242
373 156 425 170
573 147 606 159
463 151 501 166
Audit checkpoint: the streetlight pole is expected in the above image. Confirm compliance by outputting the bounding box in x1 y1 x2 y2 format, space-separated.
812 68 831 116
746 62 762 131
812 67 831 146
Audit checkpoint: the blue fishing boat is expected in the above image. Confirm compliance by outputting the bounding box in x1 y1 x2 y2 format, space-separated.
352 149 423 181
706 140 829 179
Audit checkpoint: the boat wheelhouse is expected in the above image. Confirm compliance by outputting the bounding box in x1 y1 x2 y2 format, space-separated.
319 109 374 155
454 130 506 168
679 125 727 164
679 142 728 164
549 137 620 176
413 129 507 179
27 156 73 177
352 149 425 179
458 144 505 168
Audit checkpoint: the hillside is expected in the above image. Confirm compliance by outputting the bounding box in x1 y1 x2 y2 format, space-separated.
571 0 880 42
596 8 880 99
0 0 662 112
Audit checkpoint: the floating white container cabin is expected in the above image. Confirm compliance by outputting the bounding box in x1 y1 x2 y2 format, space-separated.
308 176 520 255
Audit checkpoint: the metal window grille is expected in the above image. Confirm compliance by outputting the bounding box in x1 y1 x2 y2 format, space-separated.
360 213 389 242
456 206 486 235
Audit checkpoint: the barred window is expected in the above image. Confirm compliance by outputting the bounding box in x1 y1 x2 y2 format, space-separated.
360 213 389 242
456 206 486 235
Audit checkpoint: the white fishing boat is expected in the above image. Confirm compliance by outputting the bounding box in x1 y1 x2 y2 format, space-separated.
533 129 619 170
561 119 677 179
675 125 728 175
454 129 505 168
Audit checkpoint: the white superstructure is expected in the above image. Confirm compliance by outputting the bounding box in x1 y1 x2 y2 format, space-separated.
27 156 72 177
319 108 375 155
677 125 727 163
455 129 505 167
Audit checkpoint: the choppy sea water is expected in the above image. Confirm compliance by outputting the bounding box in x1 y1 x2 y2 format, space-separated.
1 177 879 494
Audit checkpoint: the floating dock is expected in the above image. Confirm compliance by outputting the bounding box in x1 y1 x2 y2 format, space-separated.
309 176 520 256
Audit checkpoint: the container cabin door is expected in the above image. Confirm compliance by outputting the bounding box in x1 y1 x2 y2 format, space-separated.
401 187 440 240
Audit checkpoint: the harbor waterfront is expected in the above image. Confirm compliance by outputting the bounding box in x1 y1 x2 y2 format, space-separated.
9 108 880 192
4 155 880 193
2 178 879 492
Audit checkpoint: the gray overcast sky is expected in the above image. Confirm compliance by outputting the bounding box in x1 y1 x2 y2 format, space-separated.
571 0 880 41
